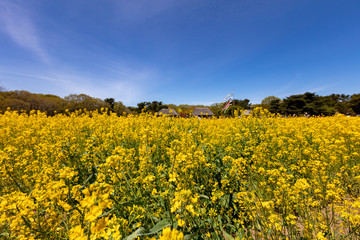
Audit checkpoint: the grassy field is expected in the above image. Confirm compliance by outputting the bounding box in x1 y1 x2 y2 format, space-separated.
1 109 360 239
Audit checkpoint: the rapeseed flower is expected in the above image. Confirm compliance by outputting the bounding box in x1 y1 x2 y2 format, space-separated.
0 110 360 238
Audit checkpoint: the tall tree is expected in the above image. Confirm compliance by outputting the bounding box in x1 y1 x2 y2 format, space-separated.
349 94 360 114
269 99 283 114
261 96 280 109
114 101 130 116
104 98 115 111
136 101 167 113
64 94 107 111
232 99 251 109
281 92 317 115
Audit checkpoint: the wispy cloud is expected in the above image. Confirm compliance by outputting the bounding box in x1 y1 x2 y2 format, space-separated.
0 1 50 63
305 82 338 94
0 61 158 105
273 82 339 100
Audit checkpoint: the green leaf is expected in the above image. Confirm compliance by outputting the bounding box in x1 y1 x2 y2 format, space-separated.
98 208 114 218
199 194 210 199
184 232 198 239
218 217 234 240
125 227 145 240
222 230 235 240
148 219 171 234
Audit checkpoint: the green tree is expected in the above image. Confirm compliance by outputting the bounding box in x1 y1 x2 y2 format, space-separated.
136 101 167 113
0 90 67 114
226 105 243 117
232 99 251 109
64 94 107 111
104 98 115 111
269 99 283 114
310 94 350 116
282 92 317 115
261 96 280 109
349 94 360 114
136 102 148 113
114 101 130 116
1 98 30 111
209 103 222 117
0 90 34 112
35 94 67 115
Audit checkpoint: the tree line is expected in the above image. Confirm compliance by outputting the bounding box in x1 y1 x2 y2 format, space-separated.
0 89 359 116
0 90 128 116
258 92 360 116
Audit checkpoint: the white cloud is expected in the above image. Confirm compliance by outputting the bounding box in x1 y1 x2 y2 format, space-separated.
0 1 50 63
0 61 157 105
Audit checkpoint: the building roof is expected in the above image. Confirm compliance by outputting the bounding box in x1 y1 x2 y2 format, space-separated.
192 108 214 116
157 108 179 116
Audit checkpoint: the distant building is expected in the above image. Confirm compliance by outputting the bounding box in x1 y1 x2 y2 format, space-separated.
157 108 179 116
192 108 214 118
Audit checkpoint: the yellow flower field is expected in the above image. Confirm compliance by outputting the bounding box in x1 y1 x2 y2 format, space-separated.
1 109 360 239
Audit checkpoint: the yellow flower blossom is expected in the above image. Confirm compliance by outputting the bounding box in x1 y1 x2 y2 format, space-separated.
159 227 184 240
69 225 87 240
1 110 360 239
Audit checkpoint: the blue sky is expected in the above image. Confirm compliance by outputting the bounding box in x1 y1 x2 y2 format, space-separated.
0 0 359 106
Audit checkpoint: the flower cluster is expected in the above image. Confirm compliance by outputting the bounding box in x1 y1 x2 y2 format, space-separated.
1 110 360 239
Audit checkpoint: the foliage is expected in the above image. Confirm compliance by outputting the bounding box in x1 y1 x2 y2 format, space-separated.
136 101 168 114
0 90 67 115
1 89 359 116
1 110 360 239
113 101 130 116
0 91 110 115
208 99 251 117
64 94 108 112
260 96 280 110
232 99 251 109
209 103 223 117
269 98 282 114
104 98 116 111
262 92 358 116
349 94 360 114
